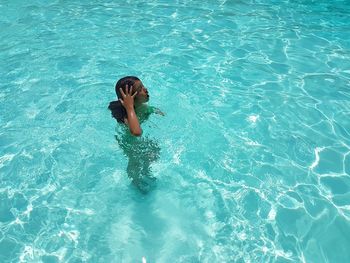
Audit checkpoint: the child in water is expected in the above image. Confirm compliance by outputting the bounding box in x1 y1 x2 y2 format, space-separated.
108 76 163 136
108 76 163 193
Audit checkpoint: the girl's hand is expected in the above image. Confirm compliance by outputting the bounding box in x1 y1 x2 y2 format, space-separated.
154 108 165 116
119 85 138 111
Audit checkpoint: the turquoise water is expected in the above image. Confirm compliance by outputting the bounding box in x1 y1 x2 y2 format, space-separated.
1 0 350 262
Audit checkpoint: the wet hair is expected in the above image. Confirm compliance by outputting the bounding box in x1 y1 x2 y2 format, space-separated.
115 76 140 99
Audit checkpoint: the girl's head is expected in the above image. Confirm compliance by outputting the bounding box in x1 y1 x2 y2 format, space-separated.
115 76 149 104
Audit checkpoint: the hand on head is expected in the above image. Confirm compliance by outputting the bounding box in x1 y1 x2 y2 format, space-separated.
119 84 138 110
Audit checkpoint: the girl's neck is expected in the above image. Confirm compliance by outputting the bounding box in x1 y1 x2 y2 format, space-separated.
134 102 146 109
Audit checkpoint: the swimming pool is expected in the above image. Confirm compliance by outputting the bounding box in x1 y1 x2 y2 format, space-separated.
1 0 350 262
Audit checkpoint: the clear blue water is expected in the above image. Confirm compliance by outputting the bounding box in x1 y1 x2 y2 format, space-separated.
1 0 350 262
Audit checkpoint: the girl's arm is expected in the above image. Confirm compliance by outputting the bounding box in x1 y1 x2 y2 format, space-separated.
120 85 142 136
124 107 142 136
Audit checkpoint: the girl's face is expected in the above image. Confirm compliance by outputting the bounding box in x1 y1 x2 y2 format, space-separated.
133 80 149 104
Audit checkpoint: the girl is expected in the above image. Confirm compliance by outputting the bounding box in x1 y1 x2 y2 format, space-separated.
108 76 163 193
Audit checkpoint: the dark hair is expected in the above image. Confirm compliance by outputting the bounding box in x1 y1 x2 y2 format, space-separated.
115 76 140 99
